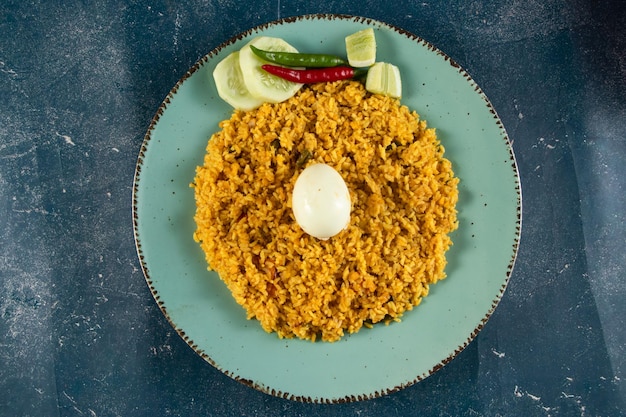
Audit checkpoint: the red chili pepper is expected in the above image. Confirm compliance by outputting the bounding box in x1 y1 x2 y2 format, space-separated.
261 64 368 83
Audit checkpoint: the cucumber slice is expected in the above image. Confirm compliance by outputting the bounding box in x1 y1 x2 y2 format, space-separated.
213 51 265 111
345 28 376 67
365 62 402 98
239 36 304 103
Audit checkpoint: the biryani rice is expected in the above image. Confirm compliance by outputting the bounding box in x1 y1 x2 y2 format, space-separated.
192 80 458 342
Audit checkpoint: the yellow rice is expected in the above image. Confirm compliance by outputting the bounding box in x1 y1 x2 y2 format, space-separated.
192 80 459 342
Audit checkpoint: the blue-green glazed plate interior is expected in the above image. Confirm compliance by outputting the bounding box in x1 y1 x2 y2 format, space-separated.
132 14 521 403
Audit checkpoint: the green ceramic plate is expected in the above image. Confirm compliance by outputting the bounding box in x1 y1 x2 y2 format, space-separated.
133 14 521 402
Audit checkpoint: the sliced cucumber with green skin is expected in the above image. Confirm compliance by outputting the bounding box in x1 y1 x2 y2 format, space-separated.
345 28 376 67
365 62 402 98
213 51 265 111
239 36 304 103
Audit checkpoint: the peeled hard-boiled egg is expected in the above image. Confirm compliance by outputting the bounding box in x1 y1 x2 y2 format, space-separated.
292 163 351 240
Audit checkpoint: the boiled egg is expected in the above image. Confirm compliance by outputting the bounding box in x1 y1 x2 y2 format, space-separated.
292 163 351 240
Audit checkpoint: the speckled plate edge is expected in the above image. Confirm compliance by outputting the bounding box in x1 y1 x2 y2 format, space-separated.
132 14 522 403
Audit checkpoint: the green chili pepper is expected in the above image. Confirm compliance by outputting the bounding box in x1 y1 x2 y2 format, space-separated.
296 149 312 168
250 45 347 68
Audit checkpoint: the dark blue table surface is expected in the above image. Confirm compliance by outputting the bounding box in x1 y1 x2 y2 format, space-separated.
1 1 624 416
